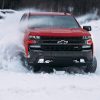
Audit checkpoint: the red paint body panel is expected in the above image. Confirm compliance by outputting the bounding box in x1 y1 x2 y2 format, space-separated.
28 28 91 37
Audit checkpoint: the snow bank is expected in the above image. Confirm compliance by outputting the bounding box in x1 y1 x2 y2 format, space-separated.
77 12 99 24
0 11 26 72
0 9 41 72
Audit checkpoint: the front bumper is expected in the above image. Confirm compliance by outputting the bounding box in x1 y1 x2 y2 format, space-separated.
27 50 93 65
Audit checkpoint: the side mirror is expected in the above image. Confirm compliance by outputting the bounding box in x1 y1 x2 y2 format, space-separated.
83 26 92 31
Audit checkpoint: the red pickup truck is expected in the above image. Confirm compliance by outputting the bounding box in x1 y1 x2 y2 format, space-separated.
20 12 97 73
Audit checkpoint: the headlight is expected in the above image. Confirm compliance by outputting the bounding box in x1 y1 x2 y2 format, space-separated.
83 36 91 39
29 36 40 40
36 36 40 39
29 36 35 40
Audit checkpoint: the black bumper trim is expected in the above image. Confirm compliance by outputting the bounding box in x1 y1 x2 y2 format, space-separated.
28 50 93 64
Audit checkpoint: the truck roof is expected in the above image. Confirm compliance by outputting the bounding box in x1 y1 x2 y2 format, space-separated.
28 12 71 16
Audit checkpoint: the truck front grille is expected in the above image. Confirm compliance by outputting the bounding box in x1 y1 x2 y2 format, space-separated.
29 36 85 51
40 37 84 44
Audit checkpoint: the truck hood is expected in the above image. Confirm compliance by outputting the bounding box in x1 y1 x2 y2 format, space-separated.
28 28 91 37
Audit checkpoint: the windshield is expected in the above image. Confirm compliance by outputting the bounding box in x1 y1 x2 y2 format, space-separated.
28 15 80 28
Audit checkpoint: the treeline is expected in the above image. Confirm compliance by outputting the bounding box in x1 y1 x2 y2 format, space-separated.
0 0 100 15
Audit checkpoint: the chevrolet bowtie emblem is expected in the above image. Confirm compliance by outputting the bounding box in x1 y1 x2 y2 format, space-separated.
57 40 68 45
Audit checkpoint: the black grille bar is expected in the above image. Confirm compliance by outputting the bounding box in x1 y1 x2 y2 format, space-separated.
29 45 82 51
39 36 85 44
41 45 82 51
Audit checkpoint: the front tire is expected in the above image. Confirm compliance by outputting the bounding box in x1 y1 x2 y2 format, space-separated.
19 52 32 70
85 57 97 73
32 65 41 73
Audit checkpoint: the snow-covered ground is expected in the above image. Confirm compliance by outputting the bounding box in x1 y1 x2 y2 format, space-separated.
0 10 100 100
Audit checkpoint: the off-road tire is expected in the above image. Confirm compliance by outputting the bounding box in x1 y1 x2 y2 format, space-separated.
85 57 97 73
19 52 32 70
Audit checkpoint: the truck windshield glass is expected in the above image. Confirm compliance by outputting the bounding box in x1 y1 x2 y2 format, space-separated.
29 15 80 28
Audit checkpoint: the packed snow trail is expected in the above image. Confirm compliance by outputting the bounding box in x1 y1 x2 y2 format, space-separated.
0 10 100 100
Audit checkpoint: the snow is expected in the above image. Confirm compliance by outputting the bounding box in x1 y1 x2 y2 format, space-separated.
0 10 100 100
0 72 100 100
77 12 99 24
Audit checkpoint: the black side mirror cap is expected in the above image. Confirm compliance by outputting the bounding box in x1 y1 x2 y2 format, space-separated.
83 26 92 31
